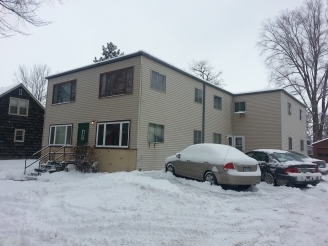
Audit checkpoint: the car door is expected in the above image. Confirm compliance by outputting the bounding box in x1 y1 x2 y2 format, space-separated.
173 153 191 177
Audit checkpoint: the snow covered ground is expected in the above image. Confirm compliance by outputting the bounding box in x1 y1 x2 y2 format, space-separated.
1 160 328 246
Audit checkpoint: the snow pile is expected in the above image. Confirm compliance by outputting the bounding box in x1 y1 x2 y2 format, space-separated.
1 160 328 246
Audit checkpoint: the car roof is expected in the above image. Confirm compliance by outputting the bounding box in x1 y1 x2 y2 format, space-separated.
252 149 289 154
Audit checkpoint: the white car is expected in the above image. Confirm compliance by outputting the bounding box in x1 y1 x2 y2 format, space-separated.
165 143 261 187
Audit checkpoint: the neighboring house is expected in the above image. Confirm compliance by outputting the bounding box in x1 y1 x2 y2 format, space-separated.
312 138 328 162
0 84 45 159
42 51 307 172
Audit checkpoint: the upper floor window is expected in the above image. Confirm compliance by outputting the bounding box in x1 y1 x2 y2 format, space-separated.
213 133 222 144
299 109 303 120
288 102 292 115
195 88 203 104
194 130 202 144
151 71 166 92
53 80 76 104
214 96 222 110
96 121 130 148
234 102 245 112
14 129 25 142
99 67 133 97
148 123 164 143
49 124 72 145
9 97 29 116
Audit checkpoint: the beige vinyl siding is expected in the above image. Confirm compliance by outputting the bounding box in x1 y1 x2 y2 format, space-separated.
205 86 233 145
232 92 282 152
136 56 205 170
42 57 141 150
280 92 307 153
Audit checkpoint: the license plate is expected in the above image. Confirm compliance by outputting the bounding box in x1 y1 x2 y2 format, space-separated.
243 167 250 172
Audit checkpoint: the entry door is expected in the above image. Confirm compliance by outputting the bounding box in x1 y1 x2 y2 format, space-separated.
77 123 89 146
234 136 245 152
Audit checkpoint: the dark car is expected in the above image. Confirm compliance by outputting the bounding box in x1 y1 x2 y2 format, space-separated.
246 149 322 187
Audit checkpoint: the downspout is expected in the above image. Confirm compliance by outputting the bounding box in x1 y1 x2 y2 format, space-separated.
202 82 206 143
136 56 143 170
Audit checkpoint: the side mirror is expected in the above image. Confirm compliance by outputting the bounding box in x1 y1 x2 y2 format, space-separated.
176 153 181 159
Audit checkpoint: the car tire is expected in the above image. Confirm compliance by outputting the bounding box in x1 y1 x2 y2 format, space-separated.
264 172 275 185
204 172 217 185
166 163 175 175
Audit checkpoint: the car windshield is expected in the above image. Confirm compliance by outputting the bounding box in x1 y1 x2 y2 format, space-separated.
289 151 309 159
271 152 303 163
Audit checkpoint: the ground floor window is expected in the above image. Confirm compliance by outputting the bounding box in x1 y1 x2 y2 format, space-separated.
288 137 292 150
49 124 72 145
14 129 25 142
194 130 202 144
300 140 304 151
213 133 222 144
96 121 130 148
148 123 164 143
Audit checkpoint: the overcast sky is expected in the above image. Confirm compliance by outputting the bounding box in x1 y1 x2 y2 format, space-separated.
0 0 303 93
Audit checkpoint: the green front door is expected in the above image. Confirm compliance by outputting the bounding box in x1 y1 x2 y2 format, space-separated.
77 123 89 146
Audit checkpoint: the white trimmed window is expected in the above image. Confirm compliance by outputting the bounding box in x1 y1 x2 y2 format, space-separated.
148 123 164 143
9 97 29 116
195 88 203 104
96 121 130 148
151 71 166 92
235 102 245 112
214 96 222 110
49 124 72 145
194 130 202 144
14 129 25 142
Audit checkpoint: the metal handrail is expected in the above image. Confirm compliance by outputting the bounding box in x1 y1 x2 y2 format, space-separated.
24 145 70 174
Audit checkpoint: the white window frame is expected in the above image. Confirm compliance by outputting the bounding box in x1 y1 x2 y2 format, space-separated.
214 96 222 110
151 70 166 93
234 136 245 152
148 123 164 143
49 124 72 146
195 88 203 104
8 97 29 116
234 102 245 113
14 129 25 142
96 121 130 148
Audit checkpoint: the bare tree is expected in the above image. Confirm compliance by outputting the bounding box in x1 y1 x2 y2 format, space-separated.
0 0 62 38
15 64 51 105
258 0 328 142
189 60 224 87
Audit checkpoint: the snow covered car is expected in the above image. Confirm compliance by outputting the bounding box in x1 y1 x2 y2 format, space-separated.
246 149 322 187
288 150 328 175
165 143 261 186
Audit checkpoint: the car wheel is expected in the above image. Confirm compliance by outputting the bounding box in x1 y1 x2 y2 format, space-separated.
166 163 175 175
204 172 217 185
264 172 275 185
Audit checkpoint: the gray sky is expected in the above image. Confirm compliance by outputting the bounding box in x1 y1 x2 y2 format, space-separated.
0 0 303 93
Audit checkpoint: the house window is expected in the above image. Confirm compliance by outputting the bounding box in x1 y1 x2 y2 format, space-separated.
96 121 130 148
235 102 245 112
195 88 203 104
300 140 304 151
213 133 222 144
19 89 22 95
151 71 166 92
288 137 292 150
194 130 202 144
214 96 222 110
9 97 29 116
300 110 303 120
49 124 72 145
99 67 133 97
148 123 164 143
53 80 76 104
14 129 25 142
288 102 292 115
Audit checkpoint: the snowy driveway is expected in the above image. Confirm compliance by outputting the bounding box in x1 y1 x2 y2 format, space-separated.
0 160 328 246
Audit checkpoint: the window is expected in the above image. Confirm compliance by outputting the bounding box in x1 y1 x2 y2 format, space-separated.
14 129 25 142
213 133 222 144
49 125 72 145
234 102 245 112
195 88 203 104
194 130 202 144
214 96 222 110
99 67 133 97
148 123 164 143
288 137 292 150
300 110 303 120
19 89 22 95
300 140 304 151
96 121 129 148
288 102 292 115
151 71 166 92
53 80 76 104
9 97 29 116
